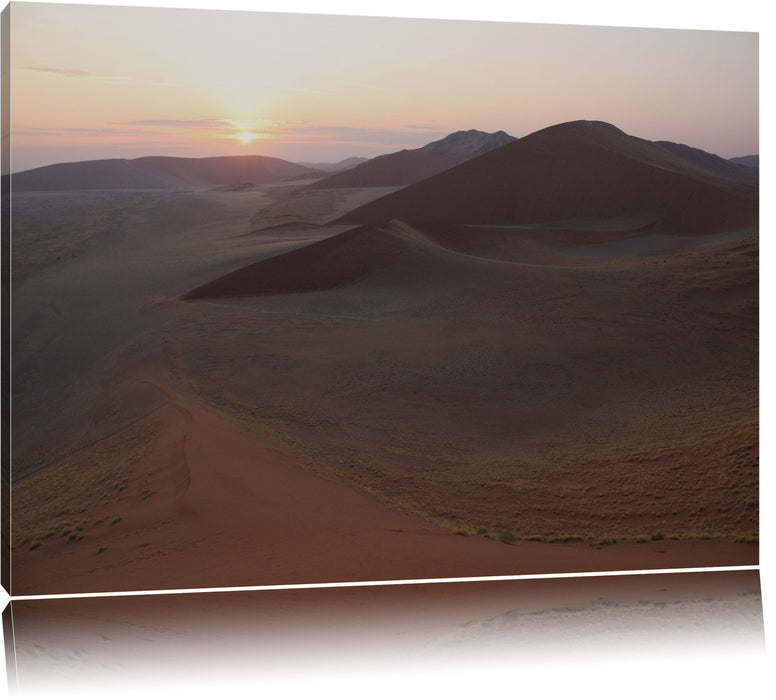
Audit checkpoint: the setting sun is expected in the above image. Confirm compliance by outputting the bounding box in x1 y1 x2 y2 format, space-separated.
235 132 256 144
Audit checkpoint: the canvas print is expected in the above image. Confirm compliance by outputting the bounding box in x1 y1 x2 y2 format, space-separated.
2 2 759 596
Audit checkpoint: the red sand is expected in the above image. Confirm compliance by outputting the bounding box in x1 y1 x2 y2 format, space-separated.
12 379 757 596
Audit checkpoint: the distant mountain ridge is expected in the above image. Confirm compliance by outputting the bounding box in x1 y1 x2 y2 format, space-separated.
10 155 321 191
337 120 758 234
295 156 369 172
181 120 759 303
306 129 516 189
729 155 759 168
415 129 516 158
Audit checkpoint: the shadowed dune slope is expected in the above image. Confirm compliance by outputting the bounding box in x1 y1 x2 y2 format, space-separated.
182 215 758 301
337 121 758 233
181 221 464 299
10 155 321 191
654 141 758 186
306 129 516 189
182 217 612 301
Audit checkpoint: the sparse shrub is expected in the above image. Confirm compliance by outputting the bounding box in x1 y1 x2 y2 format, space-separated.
498 529 517 544
477 528 489 536
651 532 665 541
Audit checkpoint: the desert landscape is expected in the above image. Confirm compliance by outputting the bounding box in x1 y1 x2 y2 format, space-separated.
8 119 758 595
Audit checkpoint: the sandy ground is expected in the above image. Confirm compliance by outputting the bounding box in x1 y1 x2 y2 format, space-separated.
10 375 757 595
10 181 758 595
174 220 758 545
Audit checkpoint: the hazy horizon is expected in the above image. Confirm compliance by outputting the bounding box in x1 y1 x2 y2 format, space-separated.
8 3 758 173
9 120 761 175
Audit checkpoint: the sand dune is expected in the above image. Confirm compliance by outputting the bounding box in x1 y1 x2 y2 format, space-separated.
11 376 757 595
337 121 757 232
10 154 321 191
307 129 515 189
182 220 469 299
181 217 599 300
182 214 758 301
655 141 758 186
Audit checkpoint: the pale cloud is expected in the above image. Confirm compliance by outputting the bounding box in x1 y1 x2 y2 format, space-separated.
124 119 228 128
13 126 162 137
22 65 93 78
404 124 444 131
23 65 131 82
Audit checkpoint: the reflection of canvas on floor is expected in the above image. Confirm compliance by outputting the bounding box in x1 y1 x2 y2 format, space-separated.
5 570 765 697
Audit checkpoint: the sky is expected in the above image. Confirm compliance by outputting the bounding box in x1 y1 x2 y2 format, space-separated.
5 1 761 172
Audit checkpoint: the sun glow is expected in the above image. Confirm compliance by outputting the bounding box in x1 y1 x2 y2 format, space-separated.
235 132 257 144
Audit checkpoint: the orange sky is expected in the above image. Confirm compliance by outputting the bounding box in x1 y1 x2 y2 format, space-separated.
7 1 759 171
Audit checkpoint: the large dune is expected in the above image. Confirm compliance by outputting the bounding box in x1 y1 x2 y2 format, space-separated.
336 121 757 233
181 216 652 300
12 376 757 595
181 220 475 299
306 129 516 189
10 154 322 191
